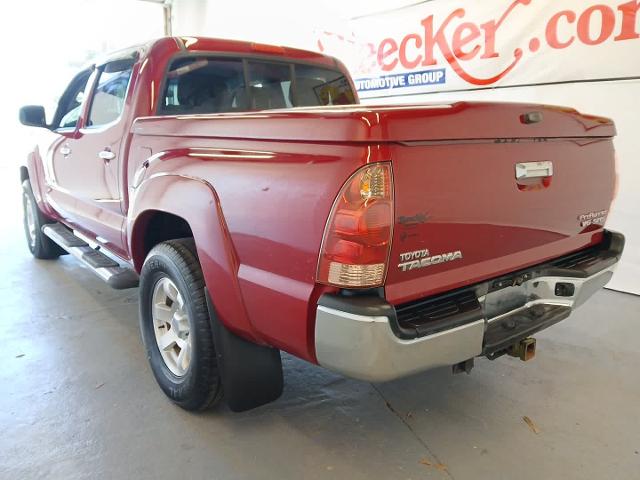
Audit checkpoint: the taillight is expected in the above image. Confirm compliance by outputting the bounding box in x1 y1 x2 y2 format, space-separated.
317 162 394 288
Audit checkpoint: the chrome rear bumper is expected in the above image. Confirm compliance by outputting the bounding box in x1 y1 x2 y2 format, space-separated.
314 231 623 382
316 305 485 382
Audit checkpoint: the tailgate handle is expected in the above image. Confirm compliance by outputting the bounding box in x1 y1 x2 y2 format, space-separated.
515 161 553 180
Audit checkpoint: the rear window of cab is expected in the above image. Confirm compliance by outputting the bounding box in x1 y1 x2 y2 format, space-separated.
158 56 357 115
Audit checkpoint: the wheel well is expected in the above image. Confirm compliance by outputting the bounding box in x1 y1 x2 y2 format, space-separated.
20 166 29 182
132 211 194 271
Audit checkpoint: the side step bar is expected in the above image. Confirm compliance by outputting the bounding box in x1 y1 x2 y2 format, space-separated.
42 223 139 290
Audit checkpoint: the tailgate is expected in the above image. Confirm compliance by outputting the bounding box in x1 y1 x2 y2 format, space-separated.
385 135 616 305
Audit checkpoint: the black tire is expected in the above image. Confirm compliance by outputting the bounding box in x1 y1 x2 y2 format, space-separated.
139 238 223 411
21 180 65 259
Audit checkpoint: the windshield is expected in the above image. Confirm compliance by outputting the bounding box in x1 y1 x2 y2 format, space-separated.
159 56 356 115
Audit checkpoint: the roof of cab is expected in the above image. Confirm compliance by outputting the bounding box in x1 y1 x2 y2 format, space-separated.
93 36 340 70
171 36 338 67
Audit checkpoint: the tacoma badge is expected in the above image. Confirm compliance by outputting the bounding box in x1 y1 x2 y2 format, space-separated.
398 249 463 272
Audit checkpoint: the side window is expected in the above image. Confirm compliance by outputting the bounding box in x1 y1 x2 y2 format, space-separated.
294 65 356 107
55 70 91 130
159 58 246 115
246 61 293 110
87 61 134 127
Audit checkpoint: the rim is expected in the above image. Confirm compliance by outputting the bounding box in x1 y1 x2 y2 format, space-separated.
151 277 192 377
24 192 36 248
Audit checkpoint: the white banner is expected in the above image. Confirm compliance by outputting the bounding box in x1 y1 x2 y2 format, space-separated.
317 0 640 98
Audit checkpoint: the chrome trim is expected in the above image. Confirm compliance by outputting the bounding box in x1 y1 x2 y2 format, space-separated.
515 161 553 179
99 149 116 161
42 225 137 287
315 306 484 382
73 229 133 268
315 262 617 382
481 265 616 324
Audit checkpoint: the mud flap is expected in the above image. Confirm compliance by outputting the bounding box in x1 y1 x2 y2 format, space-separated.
205 291 284 412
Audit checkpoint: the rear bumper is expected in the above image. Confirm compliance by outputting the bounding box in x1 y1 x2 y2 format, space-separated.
314 230 624 382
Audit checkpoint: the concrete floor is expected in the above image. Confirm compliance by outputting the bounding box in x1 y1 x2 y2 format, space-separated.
1 169 639 479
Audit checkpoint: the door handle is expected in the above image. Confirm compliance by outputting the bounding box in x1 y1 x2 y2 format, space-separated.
99 149 116 162
60 145 71 156
515 161 553 180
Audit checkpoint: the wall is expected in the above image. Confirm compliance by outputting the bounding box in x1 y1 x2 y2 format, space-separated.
3 0 165 233
171 0 639 294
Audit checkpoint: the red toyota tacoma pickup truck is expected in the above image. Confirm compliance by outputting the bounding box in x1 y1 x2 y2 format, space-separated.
19 37 624 412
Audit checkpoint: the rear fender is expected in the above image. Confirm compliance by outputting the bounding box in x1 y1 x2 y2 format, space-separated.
128 173 261 343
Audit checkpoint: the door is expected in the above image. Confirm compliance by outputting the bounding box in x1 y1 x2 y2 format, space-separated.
42 67 92 216
48 59 135 258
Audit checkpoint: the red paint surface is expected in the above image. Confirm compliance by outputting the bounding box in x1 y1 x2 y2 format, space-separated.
22 37 617 363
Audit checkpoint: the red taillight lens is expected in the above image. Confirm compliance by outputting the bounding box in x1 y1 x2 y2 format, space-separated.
317 163 393 288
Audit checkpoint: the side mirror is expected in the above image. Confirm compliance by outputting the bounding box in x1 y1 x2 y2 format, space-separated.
19 105 47 128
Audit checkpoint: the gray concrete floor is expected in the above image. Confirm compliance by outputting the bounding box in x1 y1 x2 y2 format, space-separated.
1 166 639 479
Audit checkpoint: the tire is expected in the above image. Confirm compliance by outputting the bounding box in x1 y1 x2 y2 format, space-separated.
21 180 64 259
139 238 223 411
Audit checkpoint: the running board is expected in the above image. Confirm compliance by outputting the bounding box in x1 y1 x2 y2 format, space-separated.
42 223 139 289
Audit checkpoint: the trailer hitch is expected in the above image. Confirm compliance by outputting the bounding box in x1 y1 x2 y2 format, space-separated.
507 337 537 361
